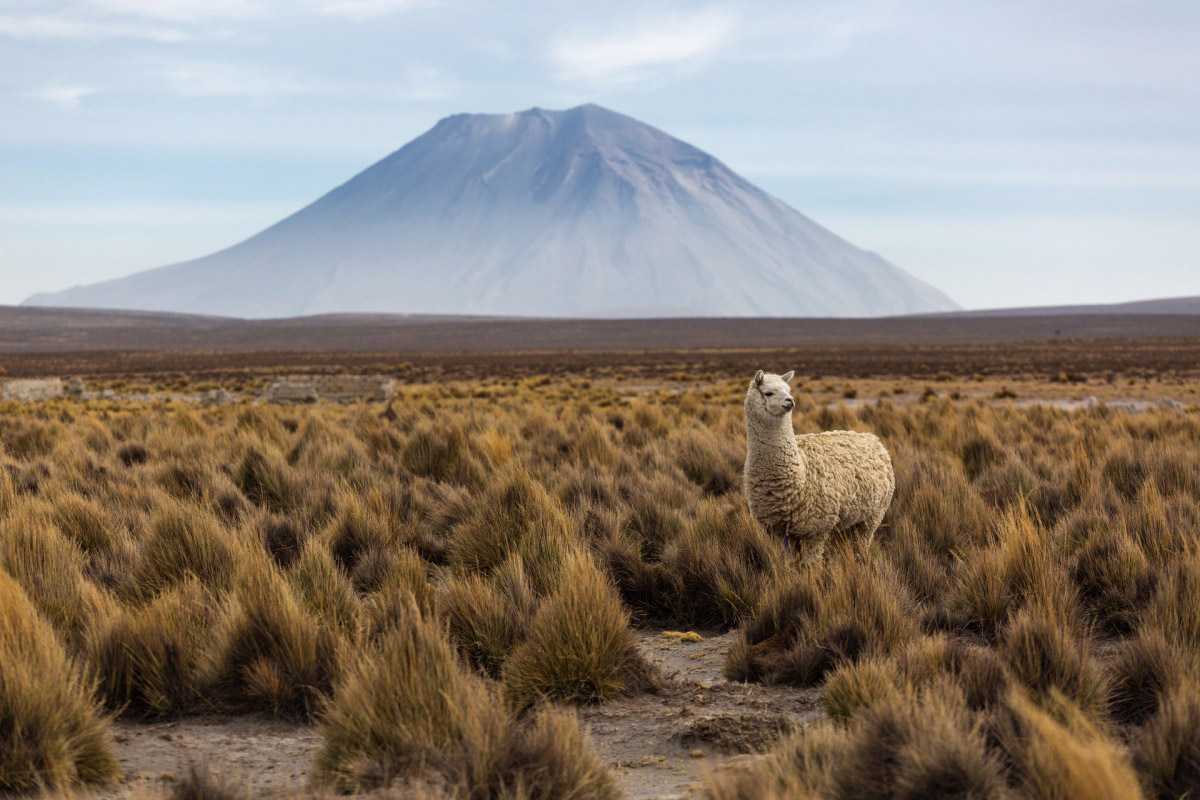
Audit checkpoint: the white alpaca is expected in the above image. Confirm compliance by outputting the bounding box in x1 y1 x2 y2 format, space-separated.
743 370 894 560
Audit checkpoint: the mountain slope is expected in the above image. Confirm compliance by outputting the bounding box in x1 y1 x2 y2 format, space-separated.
25 104 957 318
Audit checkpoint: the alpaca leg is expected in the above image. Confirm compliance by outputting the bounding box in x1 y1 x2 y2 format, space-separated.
789 533 826 565
856 509 888 553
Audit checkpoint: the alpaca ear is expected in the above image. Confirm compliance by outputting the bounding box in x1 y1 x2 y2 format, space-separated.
754 370 765 387
781 370 795 383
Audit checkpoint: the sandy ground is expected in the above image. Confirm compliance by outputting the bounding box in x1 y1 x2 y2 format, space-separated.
581 630 821 799
83 629 818 800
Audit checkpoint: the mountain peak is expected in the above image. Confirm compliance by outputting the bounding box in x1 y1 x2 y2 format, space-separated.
25 106 957 319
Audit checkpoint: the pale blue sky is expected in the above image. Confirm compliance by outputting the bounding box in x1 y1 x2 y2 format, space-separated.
2 0 1198 310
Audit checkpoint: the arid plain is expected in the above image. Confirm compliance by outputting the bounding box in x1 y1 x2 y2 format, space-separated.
2 313 1200 799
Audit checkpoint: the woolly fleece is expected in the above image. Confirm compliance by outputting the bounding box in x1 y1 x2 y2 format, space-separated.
743 370 894 560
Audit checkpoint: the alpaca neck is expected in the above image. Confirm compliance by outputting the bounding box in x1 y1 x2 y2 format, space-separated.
746 411 803 468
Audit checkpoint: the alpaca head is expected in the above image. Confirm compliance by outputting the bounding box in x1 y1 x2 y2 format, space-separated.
746 370 796 421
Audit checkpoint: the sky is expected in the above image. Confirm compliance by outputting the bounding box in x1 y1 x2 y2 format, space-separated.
1 0 1198 311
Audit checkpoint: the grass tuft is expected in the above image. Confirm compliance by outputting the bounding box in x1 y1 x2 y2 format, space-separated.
0 568 121 793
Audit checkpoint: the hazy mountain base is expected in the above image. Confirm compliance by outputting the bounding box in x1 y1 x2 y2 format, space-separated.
1 375 1199 799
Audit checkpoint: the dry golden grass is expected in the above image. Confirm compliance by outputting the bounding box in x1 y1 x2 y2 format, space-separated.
0 375 1197 795
0 569 120 793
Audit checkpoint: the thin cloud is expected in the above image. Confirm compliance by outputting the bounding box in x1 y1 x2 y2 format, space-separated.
83 0 421 22
81 0 266 21
550 9 734 83
302 0 427 21
160 61 305 97
26 84 102 109
0 13 188 41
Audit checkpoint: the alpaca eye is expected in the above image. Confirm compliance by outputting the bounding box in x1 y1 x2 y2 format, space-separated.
764 392 773 397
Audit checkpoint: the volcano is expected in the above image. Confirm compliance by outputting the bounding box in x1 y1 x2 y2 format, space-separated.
25 104 957 318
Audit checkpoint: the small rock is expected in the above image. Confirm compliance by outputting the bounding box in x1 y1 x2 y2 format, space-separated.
690 749 705 758
201 387 236 407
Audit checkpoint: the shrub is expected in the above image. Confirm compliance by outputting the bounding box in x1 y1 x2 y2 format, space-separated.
1134 682 1200 800
439 573 525 677
990 691 1143 800
503 552 656 709
1109 627 1192 726
727 555 917 687
401 420 480 485
828 688 1005 800
136 503 237 597
0 505 116 647
88 578 215 717
1001 610 1108 719
450 468 572 596
314 596 504 792
208 561 341 719
0 568 120 792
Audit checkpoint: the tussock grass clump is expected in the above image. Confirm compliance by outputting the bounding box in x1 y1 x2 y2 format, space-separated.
233 445 305 516
944 509 1076 640
402 420 481 485
254 513 308 568
990 692 1143 800
1146 552 1200 651
315 597 502 791
50 491 118 554
503 552 656 709
822 658 901 722
1070 522 1154 635
1001 609 1108 719
0 505 115 646
168 764 251 800
288 541 361 635
1108 627 1193 726
1133 682 1200 800
316 597 617 797
713 687 1005 800
830 688 1005 800
670 424 740 495
136 503 237 597
705 724 837 800
450 468 573 596
727 554 917 687
0 568 120 793
208 561 341 719
88 578 215 717
439 573 526 677
499 706 620 800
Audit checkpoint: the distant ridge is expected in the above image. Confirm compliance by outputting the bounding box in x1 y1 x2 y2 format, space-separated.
947 295 1200 317
25 104 957 319
4 303 1199 354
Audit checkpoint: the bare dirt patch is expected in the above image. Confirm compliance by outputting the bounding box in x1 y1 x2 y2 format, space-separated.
84 630 819 800
576 629 821 800
94 716 320 799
